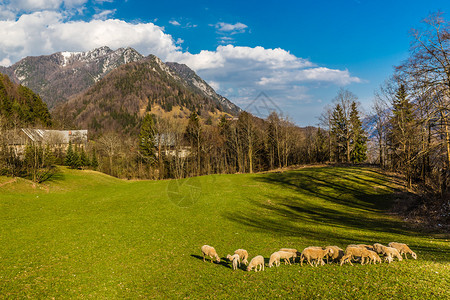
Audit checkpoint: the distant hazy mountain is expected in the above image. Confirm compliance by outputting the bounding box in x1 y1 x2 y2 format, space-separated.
52 55 241 135
0 46 144 108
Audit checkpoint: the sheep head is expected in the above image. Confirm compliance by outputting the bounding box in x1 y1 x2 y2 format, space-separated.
411 252 417 259
325 248 334 257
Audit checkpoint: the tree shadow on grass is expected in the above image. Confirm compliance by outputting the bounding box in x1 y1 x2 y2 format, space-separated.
224 166 449 262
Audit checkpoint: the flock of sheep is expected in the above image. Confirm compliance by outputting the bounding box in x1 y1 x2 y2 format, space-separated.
201 242 417 271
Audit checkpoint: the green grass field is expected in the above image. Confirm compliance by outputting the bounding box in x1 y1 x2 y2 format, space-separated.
0 166 448 299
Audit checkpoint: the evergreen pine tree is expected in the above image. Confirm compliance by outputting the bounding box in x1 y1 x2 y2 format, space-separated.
80 147 90 167
91 149 99 170
330 104 347 162
349 101 367 163
72 150 81 169
139 113 156 163
43 144 55 167
65 141 74 167
388 84 416 187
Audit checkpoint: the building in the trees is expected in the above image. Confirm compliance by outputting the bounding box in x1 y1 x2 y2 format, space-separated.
3 129 88 154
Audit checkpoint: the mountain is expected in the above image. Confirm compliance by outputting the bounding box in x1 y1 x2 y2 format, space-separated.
0 46 144 108
0 73 51 127
52 55 240 135
166 62 240 115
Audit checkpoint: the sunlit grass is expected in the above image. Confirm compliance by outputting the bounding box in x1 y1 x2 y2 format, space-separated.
0 166 448 298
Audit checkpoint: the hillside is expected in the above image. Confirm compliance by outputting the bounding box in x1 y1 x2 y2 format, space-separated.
0 73 51 127
0 47 144 108
52 55 239 135
0 166 448 298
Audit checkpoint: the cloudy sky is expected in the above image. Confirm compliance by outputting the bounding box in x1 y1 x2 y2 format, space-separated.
1 0 449 125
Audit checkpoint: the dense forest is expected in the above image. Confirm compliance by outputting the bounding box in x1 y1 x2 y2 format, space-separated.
0 73 52 128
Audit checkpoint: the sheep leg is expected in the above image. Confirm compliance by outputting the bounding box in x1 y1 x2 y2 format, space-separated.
307 258 314 267
344 255 354 266
203 254 206 262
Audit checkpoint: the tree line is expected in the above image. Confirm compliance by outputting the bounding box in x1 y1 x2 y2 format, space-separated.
369 12 449 197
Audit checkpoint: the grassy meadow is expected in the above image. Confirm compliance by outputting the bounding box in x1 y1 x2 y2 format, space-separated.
0 166 448 298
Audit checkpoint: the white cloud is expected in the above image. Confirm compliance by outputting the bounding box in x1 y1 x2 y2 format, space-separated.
0 8 362 123
208 81 220 91
92 9 116 20
169 20 180 26
0 11 179 66
168 45 360 110
1 0 88 15
215 22 247 33
0 57 11 66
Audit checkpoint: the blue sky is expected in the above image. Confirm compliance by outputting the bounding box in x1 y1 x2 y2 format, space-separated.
1 0 449 126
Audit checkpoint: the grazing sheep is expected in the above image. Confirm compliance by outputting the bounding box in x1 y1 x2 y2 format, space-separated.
384 255 393 264
367 250 381 264
340 246 371 266
269 252 281 268
279 248 298 254
247 255 265 272
373 243 403 262
384 246 403 262
226 254 241 270
201 245 220 263
279 248 299 263
300 247 333 267
324 246 344 263
278 250 297 265
388 242 417 260
234 249 249 265
373 243 387 255
355 244 375 251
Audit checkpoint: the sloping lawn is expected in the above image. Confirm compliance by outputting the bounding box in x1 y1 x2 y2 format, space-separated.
0 166 448 298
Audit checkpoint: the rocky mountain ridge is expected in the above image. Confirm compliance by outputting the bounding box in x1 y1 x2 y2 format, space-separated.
0 47 240 115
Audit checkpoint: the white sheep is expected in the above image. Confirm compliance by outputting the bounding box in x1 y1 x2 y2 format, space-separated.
383 246 403 262
234 249 249 265
355 244 375 251
388 242 417 260
340 246 371 266
384 255 393 264
269 252 281 267
373 243 403 262
247 255 265 272
300 247 332 267
324 246 344 263
277 250 297 265
279 248 299 263
201 245 220 263
367 250 381 264
373 243 387 255
226 254 240 270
